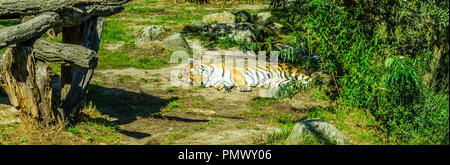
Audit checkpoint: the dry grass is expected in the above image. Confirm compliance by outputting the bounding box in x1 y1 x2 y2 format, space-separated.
0 103 122 145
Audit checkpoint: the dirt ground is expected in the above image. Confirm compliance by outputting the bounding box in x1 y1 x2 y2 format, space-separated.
89 62 328 145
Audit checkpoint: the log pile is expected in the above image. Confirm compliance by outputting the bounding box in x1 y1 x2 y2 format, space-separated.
0 0 129 128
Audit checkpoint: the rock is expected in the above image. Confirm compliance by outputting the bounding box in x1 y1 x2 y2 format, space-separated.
234 10 255 24
267 22 284 33
136 25 167 48
160 33 191 52
202 11 236 24
0 104 20 124
255 12 273 26
183 21 206 34
203 23 266 42
284 119 350 145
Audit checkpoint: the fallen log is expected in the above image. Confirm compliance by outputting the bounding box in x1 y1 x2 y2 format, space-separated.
32 39 98 69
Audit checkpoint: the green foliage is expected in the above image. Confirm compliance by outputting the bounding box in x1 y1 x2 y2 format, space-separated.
269 0 449 144
0 19 19 27
277 79 309 99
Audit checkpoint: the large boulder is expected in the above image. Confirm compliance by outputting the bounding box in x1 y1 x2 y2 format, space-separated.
203 23 266 42
202 11 236 24
284 119 350 145
255 12 273 26
160 33 191 52
136 25 191 52
135 25 167 48
183 21 206 34
234 10 256 24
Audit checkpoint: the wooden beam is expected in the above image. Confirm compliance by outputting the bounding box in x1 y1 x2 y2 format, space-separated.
0 0 130 19
0 12 59 49
32 39 98 69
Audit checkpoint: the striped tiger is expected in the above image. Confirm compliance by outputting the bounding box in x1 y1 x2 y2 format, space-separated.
178 58 312 93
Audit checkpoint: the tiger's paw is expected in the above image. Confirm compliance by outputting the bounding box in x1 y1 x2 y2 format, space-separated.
215 84 231 93
238 87 252 92
221 86 232 93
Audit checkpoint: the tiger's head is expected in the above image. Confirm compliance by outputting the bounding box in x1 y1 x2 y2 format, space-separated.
178 58 206 86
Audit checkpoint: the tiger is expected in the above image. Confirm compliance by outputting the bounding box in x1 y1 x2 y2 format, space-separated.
177 58 312 93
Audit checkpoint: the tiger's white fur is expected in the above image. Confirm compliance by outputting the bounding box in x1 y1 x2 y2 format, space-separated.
178 59 312 92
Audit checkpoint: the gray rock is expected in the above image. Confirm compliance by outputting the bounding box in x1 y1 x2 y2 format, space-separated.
203 23 266 42
161 33 191 52
0 104 20 125
183 21 206 34
284 119 350 145
202 11 236 24
136 25 167 47
234 10 256 24
255 12 273 26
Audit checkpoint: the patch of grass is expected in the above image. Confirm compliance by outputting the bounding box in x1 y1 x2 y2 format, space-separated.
0 124 20 145
244 97 280 118
70 102 122 144
254 122 295 145
66 126 79 135
46 62 62 75
151 78 161 82
1 48 7 56
102 20 135 45
97 48 170 69
312 90 330 101
193 117 224 131
161 132 189 145
0 19 19 26
306 105 386 145
168 100 180 107
233 122 257 129
117 75 133 84
126 0 160 7
166 86 180 93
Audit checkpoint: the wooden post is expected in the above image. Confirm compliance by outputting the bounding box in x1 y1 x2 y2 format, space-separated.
61 17 102 123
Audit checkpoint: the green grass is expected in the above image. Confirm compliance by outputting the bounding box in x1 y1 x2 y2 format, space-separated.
102 20 135 44
193 117 224 131
305 106 385 145
243 97 280 118
97 48 170 69
161 132 189 145
166 86 180 93
0 19 19 27
255 122 294 145
0 124 20 145
1 48 7 56
66 103 121 144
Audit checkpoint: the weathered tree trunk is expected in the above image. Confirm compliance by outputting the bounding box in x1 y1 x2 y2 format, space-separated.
0 43 60 128
61 17 103 123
